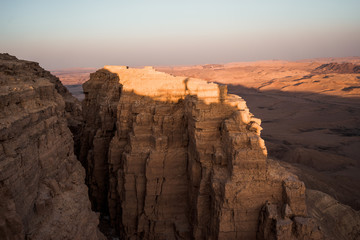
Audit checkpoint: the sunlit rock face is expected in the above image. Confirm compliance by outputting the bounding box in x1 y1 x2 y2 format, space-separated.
0 54 105 240
80 66 322 239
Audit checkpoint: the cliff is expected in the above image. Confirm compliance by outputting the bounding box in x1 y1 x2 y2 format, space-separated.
80 66 323 239
0 54 104 239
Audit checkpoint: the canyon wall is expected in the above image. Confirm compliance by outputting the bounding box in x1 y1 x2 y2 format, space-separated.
81 66 322 239
0 54 104 240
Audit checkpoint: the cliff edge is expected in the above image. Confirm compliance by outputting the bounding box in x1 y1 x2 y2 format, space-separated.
80 66 323 239
0 54 104 240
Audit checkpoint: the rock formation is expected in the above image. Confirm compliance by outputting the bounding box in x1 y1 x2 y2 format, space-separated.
312 62 360 74
0 54 104 239
158 61 360 213
80 66 323 239
306 189 360 240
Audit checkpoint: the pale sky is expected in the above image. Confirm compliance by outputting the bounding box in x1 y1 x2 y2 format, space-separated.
1 0 360 69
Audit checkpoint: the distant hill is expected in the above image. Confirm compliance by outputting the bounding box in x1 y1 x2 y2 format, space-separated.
51 68 96 100
51 68 96 85
297 56 360 64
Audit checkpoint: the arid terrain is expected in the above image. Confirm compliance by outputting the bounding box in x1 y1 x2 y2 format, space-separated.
54 58 360 212
51 68 96 100
51 68 97 85
2 54 360 239
156 58 360 211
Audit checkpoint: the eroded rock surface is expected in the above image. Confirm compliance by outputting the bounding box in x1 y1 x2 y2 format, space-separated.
0 54 104 240
158 61 360 211
306 189 360 240
81 66 322 239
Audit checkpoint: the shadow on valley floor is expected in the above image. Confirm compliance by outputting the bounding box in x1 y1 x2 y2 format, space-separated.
65 84 85 100
221 82 360 210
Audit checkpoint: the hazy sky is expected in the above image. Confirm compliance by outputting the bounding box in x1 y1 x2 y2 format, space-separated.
1 0 360 69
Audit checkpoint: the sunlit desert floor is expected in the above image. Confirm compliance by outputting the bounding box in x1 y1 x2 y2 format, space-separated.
54 57 360 210
52 68 96 100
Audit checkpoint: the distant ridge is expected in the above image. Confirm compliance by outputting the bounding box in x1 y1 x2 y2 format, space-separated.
297 56 360 64
312 62 360 74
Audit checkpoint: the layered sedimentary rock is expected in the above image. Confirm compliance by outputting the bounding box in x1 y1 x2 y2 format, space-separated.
0 54 104 239
80 69 121 214
306 189 360 240
81 66 322 239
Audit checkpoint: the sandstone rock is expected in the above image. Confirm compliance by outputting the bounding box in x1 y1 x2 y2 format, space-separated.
257 202 322 240
0 185 24 239
80 66 322 239
80 69 121 213
306 189 360 240
0 54 104 240
158 60 360 212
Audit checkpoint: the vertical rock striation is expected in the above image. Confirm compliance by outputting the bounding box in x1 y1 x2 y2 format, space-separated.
81 66 322 239
0 54 104 240
80 69 121 213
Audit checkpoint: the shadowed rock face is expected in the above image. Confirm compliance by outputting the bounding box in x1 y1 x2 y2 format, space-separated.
306 189 360 240
80 66 322 239
0 54 105 240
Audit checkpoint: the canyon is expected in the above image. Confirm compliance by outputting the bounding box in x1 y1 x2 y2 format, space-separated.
1 54 360 239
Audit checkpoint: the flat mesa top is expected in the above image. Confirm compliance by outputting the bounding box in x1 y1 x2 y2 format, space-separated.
103 65 221 103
